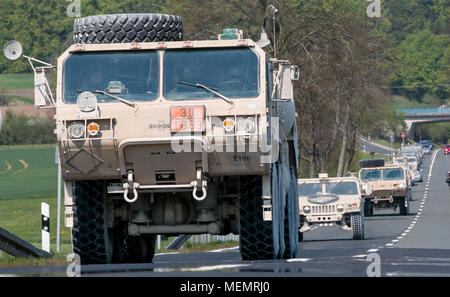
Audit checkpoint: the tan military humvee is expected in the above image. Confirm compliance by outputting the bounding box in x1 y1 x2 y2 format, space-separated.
4 13 301 263
358 159 411 216
298 173 365 240
393 155 422 184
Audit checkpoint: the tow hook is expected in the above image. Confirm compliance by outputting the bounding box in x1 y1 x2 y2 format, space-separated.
191 168 207 201
123 170 139 203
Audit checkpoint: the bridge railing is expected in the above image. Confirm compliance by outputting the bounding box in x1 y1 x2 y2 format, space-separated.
398 107 450 115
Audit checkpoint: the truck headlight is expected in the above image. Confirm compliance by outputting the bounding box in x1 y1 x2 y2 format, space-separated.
337 204 344 212
77 91 97 113
303 206 311 214
68 122 85 139
237 117 256 135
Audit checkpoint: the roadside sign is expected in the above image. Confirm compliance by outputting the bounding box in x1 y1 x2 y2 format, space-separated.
401 133 405 139
55 146 60 165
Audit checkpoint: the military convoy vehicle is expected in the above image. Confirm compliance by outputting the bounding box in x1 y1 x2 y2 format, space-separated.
4 13 301 264
393 155 422 184
298 173 365 240
359 159 411 216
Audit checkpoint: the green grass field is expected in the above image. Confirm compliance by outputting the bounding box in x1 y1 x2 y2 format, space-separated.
0 144 58 200
0 74 34 90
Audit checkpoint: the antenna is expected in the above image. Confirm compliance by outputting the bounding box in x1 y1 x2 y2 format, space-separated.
3 40 23 61
257 5 278 57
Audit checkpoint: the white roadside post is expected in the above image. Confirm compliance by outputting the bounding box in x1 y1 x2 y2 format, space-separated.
41 202 50 253
55 146 62 253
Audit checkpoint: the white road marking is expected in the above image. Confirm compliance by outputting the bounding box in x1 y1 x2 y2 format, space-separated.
182 264 249 272
154 252 181 256
209 246 240 253
287 258 314 262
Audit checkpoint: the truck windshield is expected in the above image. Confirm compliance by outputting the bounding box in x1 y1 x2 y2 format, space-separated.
326 182 359 195
63 51 159 103
360 169 381 181
298 183 322 196
383 168 404 180
163 48 259 100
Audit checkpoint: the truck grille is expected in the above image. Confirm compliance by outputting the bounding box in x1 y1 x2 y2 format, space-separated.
373 190 393 198
311 205 336 214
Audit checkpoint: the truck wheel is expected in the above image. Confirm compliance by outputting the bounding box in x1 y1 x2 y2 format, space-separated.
239 175 277 260
113 222 156 263
73 13 183 44
399 197 409 215
298 231 304 242
351 212 365 240
283 166 300 259
363 200 373 217
72 181 112 264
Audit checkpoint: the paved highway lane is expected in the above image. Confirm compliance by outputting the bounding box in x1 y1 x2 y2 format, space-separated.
358 137 398 155
1 150 449 277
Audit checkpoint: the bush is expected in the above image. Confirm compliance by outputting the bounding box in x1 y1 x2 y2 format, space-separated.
0 111 55 145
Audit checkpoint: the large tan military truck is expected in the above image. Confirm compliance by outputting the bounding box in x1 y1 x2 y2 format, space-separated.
298 173 365 240
3 13 300 264
359 159 411 216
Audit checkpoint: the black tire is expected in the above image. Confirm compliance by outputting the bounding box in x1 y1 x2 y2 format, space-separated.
363 200 373 217
239 176 277 260
351 212 365 240
72 181 112 265
298 231 304 242
73 13 183 44
113 222 155 264
283 166 299 259
399 197 409 215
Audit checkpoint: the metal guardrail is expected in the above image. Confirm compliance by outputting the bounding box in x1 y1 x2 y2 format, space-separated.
0 226 52 258
398 107 450 116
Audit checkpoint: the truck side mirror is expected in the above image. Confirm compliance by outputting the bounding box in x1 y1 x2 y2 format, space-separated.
290 66 300 80
3 40 55 109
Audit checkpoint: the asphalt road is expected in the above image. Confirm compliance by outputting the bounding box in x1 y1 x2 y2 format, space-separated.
358 137 398 155
1 150 449 277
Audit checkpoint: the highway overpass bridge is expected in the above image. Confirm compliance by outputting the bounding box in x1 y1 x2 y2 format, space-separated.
397 107 450 137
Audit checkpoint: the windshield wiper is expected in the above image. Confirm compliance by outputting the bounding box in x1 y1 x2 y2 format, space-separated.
177 81 234 105
76 90 135 108
93 90 135 108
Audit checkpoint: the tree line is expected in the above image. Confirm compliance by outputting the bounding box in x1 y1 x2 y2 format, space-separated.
0 0 448 176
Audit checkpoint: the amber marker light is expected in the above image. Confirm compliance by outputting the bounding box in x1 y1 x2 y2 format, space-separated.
87 122 100 136
223 118 235 132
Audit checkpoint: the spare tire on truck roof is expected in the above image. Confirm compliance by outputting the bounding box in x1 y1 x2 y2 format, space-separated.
73 13 183 44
